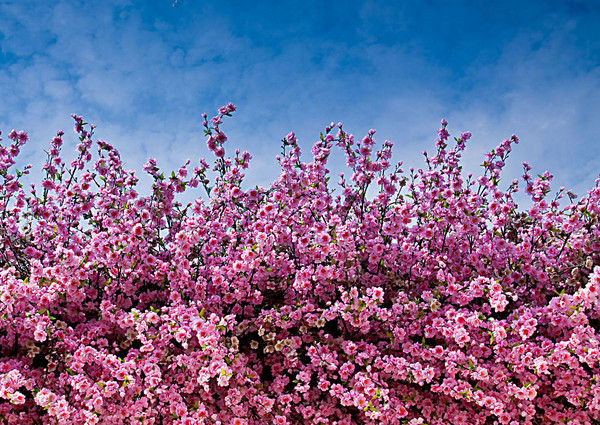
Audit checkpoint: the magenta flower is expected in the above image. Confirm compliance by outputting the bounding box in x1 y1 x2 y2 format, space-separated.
0 106 599 424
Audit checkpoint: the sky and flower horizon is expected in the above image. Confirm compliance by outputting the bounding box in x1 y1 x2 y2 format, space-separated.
0 0 598 201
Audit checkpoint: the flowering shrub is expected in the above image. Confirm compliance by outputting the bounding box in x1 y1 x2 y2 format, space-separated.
0 104 599 425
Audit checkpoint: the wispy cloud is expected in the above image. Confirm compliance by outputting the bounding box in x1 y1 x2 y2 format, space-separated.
0 0 598 202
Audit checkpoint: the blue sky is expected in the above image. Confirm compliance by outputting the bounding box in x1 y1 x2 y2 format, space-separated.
1 0 599 200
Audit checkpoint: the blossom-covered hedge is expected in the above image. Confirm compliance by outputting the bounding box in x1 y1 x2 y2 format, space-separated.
1 105 599 424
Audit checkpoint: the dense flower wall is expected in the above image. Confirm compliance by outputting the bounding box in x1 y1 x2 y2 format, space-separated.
1 104 599 424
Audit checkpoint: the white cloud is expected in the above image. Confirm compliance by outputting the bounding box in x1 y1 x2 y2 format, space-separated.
0 0 597 208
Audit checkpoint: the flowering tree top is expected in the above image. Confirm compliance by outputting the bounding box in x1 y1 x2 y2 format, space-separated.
0 105 599 424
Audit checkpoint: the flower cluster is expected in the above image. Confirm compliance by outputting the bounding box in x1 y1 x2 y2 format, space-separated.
0 106 599 424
